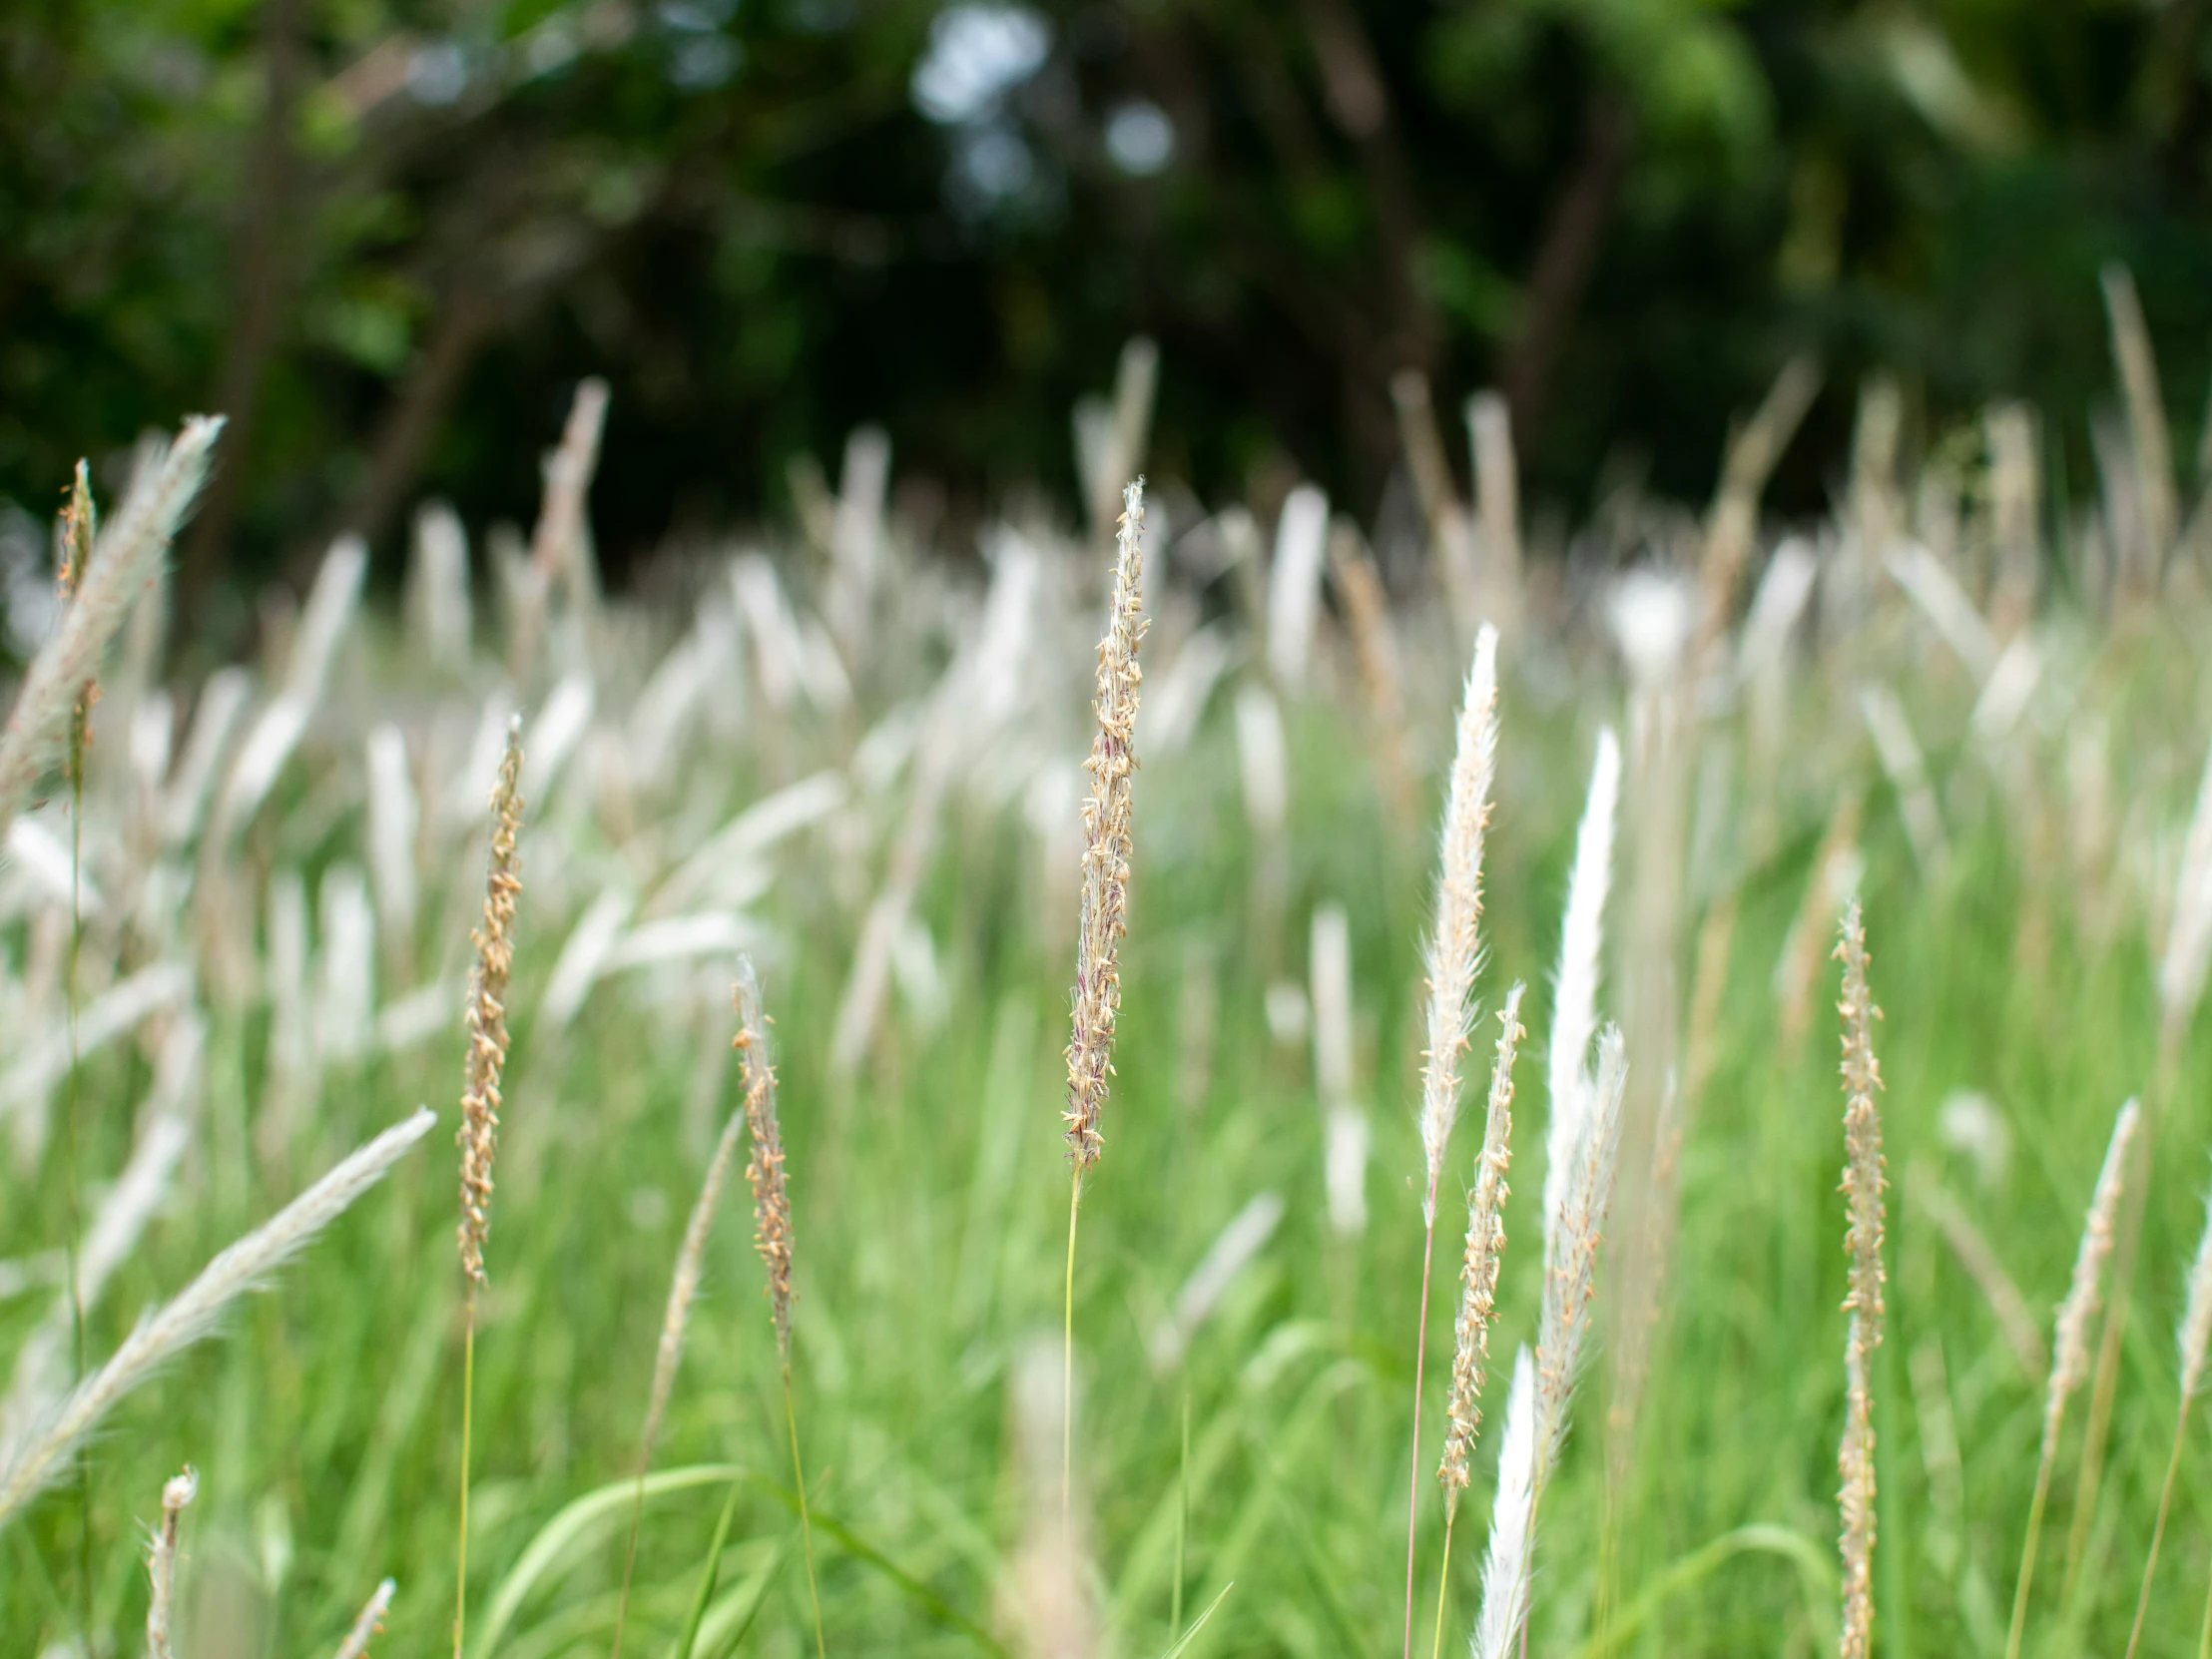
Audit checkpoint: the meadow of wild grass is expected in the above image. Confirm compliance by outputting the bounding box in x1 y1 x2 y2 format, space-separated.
9 271 2212 1659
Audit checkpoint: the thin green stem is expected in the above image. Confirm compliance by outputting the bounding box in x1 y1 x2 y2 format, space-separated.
2003 1439 2056 1659
1063 1169 1083 1541
2125 1393 2193 1659
784 1365 827 1659
608 1459 649 1659
1429 1503 1457 1659
1401 1206 1439 1659
1173 1383 1189 1634
455 1291 478 1659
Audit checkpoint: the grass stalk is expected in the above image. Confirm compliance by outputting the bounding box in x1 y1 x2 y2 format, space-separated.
783 1364 827 1659
1064 1168 1081 1542
454 1292 477 1659
1173 1383 1189 1634
1403 626 1503 1659
1428 1506 1456 1659
612 1093 751 1659
2004 1460 2054 1659
452 718 524 1659
1400 1213 1440 1659
2124 1412 2187 1659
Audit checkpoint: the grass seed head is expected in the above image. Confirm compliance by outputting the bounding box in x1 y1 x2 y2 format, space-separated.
2179 1176 2212 1401
1835 898 1887 1659
1064 478 1147 1171
2044 1098 2139 1454
1439 983 1523 1502
735 958 796 1367
458 718 524 1289
1417 624 1500 1218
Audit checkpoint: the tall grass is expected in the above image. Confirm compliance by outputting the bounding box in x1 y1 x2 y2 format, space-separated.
9 278 2212 1657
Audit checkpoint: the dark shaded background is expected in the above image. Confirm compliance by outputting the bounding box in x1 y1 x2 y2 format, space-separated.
3 0 2209 649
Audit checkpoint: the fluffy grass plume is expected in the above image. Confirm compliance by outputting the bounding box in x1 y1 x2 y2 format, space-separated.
1401 622 1501 1659
1546 729 1620 1221
0 1108 434 1526
457 717 525 1289
1471 1022 1627 1659
1835 900 1886 1659
144 1464 195 1659
453 716 523 1659
1535 1027 1626 1486
0 415 222 835
1060 477 1147 1566
1063 478 1148 1171
1440 984 1524 1502
2004 1095 2139 1659
1417 623 1502 1214
1470 1345 1538 1659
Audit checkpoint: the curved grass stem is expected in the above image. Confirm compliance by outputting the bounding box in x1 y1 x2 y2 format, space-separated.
784 1365 827 1659
1402 1206 1439 1659
455 1295 477 1659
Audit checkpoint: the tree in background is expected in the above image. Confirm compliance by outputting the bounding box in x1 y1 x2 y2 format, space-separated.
0 0 2207 638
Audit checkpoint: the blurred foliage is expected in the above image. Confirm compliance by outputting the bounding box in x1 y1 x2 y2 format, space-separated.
2 0 2210 634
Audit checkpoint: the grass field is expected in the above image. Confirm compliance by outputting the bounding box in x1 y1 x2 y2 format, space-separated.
6 305 2212 1659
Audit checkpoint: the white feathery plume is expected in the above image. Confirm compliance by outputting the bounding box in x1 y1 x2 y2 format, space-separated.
284 535 369 704
0 1114 192 1449
521 672 594 805
1266 483 1330 692
1325 1105 1371 1239
0 415 223 836
1311 902 1354 1110
0 1107 436 1525
1536 1025 1628 1474
1546 729 1620 1223
1233 683 1289 845
2159 730 2212 1057
408 498 473 665
1467 391 1524 622
1398 624 1500 1659
315 862 377 1065
1470 1346 1537 1659
0 959 193 1133
1418 625 1501 1217
2181 1182 2212 1399
645 1105 748 1457
2046 1099 2139 1456
159 667 251 847
217 537 367 841
365 725 420 953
